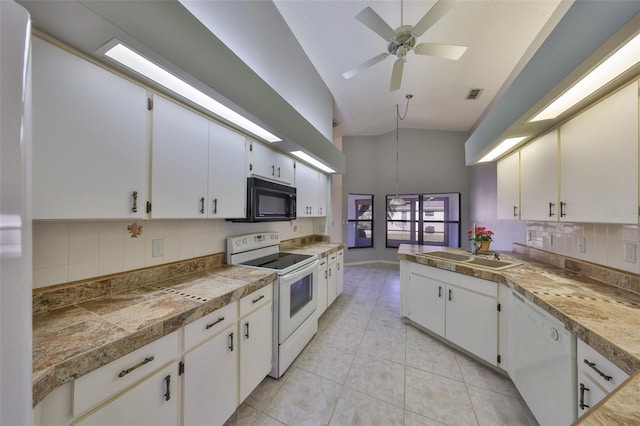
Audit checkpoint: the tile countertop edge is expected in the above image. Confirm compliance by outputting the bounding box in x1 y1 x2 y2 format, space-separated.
397 244 640 426
32 241 342 408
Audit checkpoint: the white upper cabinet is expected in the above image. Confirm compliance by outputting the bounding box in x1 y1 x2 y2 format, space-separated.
249 141 295 185
32 37 149 219
295 162 328 217
560 82 639 223
496 151 520 220
520 131 559 221
208 122 247 218
151 96 209 219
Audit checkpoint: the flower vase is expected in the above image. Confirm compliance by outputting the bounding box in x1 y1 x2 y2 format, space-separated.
479 241 491 252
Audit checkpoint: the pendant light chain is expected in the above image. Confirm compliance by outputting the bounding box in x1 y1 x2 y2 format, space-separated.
393 94 412 204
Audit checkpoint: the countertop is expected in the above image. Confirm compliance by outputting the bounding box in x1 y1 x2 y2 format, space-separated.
397 244 640 425
32 241 344 408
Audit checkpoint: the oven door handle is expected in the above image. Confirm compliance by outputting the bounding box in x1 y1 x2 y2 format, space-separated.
278 259 319 283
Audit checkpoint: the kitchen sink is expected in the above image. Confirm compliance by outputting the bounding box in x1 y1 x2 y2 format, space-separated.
465 257 521 270
421 251 521 270
422 251 472 262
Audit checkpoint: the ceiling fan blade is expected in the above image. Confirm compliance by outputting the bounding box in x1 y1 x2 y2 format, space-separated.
414 43 467 60
356 7 396 42
412 0 459 38
390 58 404 92
342 53 389 80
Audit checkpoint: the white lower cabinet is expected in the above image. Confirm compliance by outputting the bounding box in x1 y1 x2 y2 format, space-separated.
239 284 273 403
327 252 338 306
182 303 238 426
316 257 329 317
73 362 179 426
336 250 344 297
404 262 500 366
576 338 629 419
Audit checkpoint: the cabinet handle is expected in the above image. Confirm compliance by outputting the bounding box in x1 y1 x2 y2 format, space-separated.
244 322 250 339
118 356 154 377
325 270 328 279
164 375 171 401
272 165 275 176
329 268 332 277
252 294 265 304
277 167 281 178
228 332 234 352
584 359 613 381
205 316 225 330
132 191 138 213
549 202 555 217
438 286 442 298
513 205 518 217
579 383 589 410
448 289 452 301
200 197 205 214
213 198 218 215
337 263 340 271
560 201 567 217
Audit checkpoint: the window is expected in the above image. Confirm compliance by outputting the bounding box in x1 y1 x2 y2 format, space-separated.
386 193 460 248
347 194 373 248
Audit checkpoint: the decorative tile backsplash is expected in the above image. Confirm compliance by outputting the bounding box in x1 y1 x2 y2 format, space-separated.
32 218 323 288
526 221 640 275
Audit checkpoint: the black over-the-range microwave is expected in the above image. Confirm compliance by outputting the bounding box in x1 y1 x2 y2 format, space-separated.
229 177 297 222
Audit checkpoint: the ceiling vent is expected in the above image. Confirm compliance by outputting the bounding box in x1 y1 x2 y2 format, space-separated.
466 88 482 100
332 118 340 128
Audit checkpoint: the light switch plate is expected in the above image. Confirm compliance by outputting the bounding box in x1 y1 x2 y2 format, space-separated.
152 239 164 258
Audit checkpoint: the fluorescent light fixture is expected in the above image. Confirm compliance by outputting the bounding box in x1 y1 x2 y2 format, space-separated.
291 151 335 173
530 32 640 122
102 41 281 143
479 136 527 163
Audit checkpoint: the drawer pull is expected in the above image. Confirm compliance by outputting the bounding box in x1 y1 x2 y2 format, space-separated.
579 383 589 410
584 359 613 381
118 356 154 378
228 332 234 352
205 316 225 329
164 374 171 401
252 294 265 304
132 191 138 213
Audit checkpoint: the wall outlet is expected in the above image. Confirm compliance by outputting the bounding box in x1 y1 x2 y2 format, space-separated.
624 242 636 263
527 230 532 241
152 239 164 258
577 237 586 253
293 225 298 233
319 224 325 233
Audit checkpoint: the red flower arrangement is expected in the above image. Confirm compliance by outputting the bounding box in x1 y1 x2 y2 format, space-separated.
467 226 494 242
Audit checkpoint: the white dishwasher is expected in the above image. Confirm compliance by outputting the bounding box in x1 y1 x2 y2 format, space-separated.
509 291 576 426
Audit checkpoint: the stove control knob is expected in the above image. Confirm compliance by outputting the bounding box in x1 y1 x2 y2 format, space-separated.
242 238 247 245
235 240 241 247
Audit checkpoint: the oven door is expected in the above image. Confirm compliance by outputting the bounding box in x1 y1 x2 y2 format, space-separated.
278 260 318 344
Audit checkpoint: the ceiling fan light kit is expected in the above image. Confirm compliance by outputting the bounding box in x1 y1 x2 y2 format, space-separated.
343 0 467 92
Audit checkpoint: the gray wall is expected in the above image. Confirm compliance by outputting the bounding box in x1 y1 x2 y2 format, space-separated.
342 129 470 263
468 163 526 251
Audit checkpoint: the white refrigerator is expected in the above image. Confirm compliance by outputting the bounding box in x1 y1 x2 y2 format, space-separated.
1 1 33 425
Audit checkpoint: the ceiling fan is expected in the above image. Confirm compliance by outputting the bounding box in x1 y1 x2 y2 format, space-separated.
343 0 467 91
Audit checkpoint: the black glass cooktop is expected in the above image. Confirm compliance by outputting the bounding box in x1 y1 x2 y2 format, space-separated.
240 252 314 270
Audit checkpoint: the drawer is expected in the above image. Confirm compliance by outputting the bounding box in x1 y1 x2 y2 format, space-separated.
328 252 337 264
577 338 629 393
73 330 180 417
184 302 238 350
240 283 273 317
577 370 608 418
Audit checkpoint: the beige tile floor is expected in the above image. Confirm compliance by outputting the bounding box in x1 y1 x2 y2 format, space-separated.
225 263 538 426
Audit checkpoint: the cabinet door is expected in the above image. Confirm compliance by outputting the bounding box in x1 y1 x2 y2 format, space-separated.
336 250 344 297
406 271 445 337
317 173 329 216
208 122 247 218
496 151 520 220
327 263 338 306
295 162 318 216
32 37 149 219
239 303 273 402
560 82 639 223
183 326 238 426
577 371 608 419
445 285 498 366
73 363 179 426
151 96 209 218
316 260 328 317
521 131 559 221
274 153 295 186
